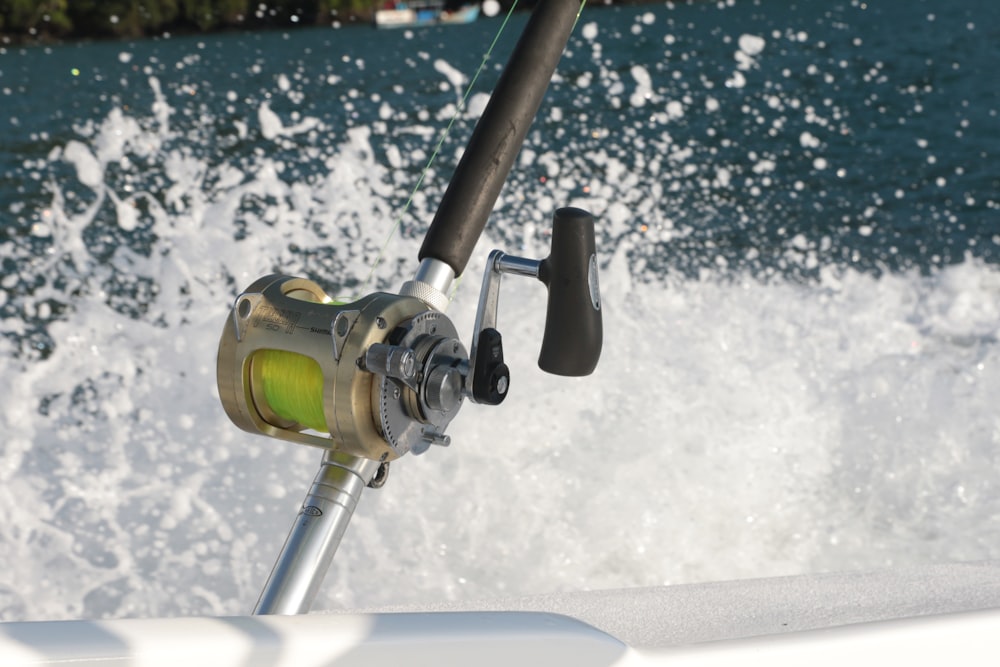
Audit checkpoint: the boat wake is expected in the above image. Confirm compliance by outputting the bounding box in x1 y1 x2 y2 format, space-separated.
1 1 998 621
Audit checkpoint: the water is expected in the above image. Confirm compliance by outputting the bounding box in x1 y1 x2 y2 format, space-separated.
1 0 999 622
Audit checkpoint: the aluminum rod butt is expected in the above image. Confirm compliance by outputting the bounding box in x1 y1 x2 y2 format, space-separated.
419 0 583 277
254 452 381 615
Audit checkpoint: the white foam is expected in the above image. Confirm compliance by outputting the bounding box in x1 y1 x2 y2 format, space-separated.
629 65 655 108
800 131 821 148
739 34 766 57
726 71 746 89
465 92 490 119
2 8 999 624
434 59 467 92
258 101 321 140
63 141 103 189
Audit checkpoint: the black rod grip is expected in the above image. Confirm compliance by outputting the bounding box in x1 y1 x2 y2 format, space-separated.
419 0 582 277
537 208 602 376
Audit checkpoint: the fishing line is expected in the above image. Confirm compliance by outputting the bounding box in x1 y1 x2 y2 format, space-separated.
253 349 329 432
271 3 589 429
262 8 529 430
355 1 589 300
351 0 557 301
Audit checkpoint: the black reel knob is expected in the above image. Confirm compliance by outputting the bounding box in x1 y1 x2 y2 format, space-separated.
537 207 603 376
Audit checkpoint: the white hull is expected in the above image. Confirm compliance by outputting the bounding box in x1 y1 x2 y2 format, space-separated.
3 562 999 666
374 3 479 29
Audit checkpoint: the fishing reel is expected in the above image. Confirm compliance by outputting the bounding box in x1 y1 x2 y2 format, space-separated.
216 207 602 463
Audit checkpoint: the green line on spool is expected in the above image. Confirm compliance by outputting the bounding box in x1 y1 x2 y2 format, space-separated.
255 350 328 433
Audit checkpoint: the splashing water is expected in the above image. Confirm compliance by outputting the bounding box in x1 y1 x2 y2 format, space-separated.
1 0 999 621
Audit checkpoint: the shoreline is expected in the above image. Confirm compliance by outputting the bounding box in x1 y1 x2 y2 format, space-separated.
0 13 376 48
0 0 678 48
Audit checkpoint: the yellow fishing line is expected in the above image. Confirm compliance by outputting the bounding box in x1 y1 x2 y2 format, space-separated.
254 350 328 433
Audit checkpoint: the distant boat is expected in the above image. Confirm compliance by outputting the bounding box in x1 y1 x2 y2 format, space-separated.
374 1 481 29
439 4 481 24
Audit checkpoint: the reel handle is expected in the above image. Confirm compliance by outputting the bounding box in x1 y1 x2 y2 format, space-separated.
538 208 603 376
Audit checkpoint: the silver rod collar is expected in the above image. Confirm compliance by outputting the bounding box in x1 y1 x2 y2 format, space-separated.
400 258 455 312
254 452 380 615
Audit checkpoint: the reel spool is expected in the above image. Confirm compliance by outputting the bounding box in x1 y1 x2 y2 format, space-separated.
216 274 466 462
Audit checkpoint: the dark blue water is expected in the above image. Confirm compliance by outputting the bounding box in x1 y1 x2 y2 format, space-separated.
1 0 999 622
3 1 998 281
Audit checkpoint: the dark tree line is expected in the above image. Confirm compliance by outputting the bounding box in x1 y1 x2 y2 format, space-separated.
0 0 384 40
0 1 651 42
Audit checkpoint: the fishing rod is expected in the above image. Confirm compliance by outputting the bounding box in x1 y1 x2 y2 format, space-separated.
216 0 601 615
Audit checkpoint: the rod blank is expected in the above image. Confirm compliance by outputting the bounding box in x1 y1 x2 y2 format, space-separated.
419 0 582 277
